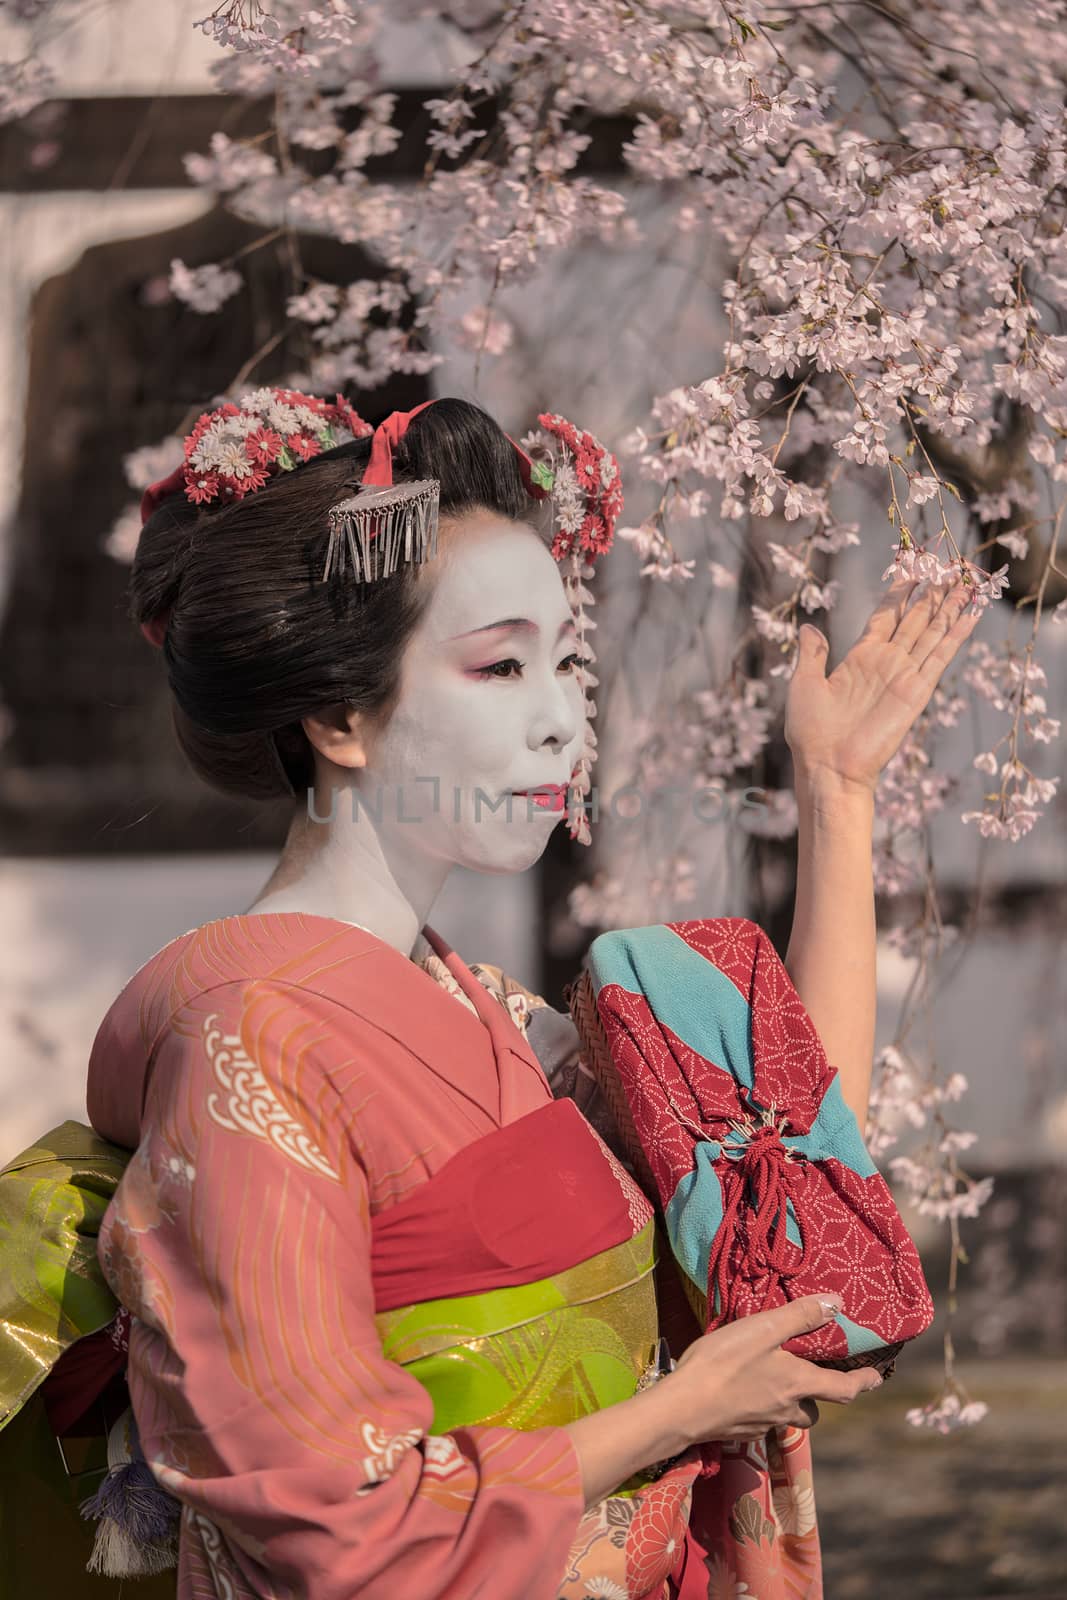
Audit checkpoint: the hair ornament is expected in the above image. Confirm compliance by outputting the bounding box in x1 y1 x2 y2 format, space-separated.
519 413 623 566
137 386 373 647
517 412 623 848
323 479 441 584
321 402 442 584
140 387 372 525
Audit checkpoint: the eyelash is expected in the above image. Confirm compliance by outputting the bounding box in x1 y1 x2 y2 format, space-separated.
474 652 585 681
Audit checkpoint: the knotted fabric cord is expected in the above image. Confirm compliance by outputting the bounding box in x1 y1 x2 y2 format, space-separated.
705 1117 811 1327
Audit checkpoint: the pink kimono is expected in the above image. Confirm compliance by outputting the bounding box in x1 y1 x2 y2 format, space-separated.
86 912 700 1599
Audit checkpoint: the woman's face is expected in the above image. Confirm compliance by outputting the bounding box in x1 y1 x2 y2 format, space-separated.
354 511 588 874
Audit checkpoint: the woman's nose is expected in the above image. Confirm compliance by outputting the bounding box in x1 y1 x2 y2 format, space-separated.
528 671 583 753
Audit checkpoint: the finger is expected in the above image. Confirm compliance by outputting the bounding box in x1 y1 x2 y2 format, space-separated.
767 1402 819 1433
899 579 966 662
916 586 983 677
751 1292 843 1349
793 624 830 677
794 1398 820 1429
863 572 919 642
778 1398 821 1429
889 581 954 652
790 1361 884 1405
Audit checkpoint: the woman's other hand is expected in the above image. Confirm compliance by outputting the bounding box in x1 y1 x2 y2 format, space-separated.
661 1292 882 1444
563 1292 881 1507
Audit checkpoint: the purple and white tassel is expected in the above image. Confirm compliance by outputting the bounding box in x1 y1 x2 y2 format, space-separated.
80 1405 181 1577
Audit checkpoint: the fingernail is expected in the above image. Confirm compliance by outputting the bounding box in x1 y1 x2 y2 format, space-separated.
818 1296 843 1316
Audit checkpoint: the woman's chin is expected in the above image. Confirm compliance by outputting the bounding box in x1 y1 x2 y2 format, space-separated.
456 819 561 875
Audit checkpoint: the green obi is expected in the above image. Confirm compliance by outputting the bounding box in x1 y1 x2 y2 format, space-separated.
0 1121 127 1432
376 1219 660 1435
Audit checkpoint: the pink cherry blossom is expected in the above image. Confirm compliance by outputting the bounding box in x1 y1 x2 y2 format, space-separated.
906 1392 990 1434
168 258 243 314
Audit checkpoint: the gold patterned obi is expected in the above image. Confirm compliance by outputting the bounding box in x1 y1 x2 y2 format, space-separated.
376 1218 659 1434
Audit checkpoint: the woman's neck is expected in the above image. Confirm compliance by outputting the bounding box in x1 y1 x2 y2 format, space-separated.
242 803 449 960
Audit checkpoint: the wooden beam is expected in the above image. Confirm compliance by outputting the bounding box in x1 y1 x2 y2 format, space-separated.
0 95 270 192
0 92 635 192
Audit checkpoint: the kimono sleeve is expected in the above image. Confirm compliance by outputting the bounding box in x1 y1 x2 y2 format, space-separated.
99 978 587 1600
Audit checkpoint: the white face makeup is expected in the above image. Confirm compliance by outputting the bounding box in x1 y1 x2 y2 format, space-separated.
352 512 587 875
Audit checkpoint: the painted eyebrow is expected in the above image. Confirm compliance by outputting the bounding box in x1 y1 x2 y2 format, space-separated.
448 617 577 642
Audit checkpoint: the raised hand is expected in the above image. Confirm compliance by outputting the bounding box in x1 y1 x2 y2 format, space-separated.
784 575 985 793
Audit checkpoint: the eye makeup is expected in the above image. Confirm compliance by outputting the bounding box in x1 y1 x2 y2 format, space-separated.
471 652 584 681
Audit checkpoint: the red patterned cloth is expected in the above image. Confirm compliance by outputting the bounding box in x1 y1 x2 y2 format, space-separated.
570 919 933 1364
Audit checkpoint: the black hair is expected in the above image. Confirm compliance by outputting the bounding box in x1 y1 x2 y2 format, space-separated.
130 397 538 800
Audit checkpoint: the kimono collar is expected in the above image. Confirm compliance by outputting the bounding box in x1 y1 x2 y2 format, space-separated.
419 923 550 1104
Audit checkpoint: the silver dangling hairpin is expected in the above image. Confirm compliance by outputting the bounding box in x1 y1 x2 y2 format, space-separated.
322 479 440 584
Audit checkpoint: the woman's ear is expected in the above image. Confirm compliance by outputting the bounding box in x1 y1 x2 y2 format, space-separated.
301 703 374 771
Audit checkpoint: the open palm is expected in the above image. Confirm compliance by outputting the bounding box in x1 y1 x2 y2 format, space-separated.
784 575 985 792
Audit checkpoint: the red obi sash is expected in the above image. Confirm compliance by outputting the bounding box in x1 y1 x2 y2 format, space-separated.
371 1097 649 1311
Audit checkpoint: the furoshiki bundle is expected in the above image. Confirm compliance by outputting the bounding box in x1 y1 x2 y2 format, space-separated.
567 918 934 1382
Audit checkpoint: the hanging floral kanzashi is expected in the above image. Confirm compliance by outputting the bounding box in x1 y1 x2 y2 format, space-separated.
521 414 623 847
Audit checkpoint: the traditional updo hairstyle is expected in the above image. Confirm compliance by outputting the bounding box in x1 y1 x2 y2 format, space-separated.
130 398 536 802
